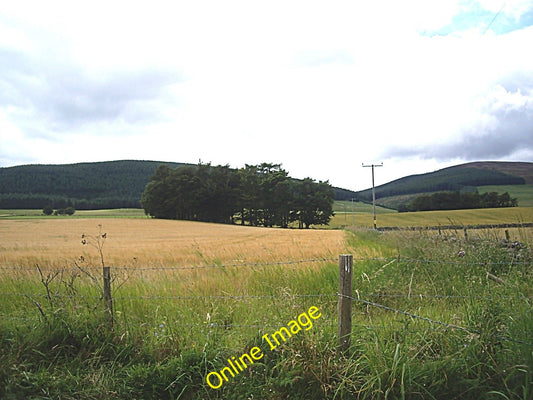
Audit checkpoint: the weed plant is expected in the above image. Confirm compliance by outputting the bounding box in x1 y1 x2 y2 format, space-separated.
0 226 531 399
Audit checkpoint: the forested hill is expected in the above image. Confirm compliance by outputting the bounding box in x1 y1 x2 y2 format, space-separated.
0 160 190 209
356 161 531 207
3 159 528 211
0 160 356 210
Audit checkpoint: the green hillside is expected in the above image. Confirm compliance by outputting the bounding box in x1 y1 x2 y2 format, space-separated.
1 160 530 211
0 160 190 209
357 161 532 209
0 160 353 211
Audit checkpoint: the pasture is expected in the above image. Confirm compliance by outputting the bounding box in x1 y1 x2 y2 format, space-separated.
331 203 533 229
0 216 532 399
477 184 533 207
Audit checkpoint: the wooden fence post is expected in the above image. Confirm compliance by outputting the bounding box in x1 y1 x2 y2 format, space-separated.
103 266 113 328
338 254 353 352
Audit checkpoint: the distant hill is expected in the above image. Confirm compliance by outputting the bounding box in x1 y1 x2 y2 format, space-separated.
0 160 356 210
0 160 190 209
2 160 530 211
463 161 533 184
356 161 532 209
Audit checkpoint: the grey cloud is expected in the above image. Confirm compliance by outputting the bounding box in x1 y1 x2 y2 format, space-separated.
44 68 182 127
383 88 533 161
0 47 184 132
497 71 533 93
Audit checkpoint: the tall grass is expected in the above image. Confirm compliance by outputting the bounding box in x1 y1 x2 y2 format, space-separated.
0 222 531 399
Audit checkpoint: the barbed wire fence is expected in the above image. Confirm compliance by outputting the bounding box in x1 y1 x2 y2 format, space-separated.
1 255 532 347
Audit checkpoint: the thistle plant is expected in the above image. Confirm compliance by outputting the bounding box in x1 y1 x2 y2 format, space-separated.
81 223 108 269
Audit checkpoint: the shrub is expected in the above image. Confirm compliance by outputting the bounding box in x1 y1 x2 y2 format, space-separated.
42 205 54 215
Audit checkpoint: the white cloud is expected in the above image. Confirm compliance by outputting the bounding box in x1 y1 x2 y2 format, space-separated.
411 0 462 31
0 1 532 190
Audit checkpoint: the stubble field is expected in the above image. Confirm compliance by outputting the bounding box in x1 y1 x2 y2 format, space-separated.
0 218 346 269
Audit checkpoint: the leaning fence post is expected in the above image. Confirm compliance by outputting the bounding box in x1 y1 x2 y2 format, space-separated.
338 254 353 352
103 266 113 328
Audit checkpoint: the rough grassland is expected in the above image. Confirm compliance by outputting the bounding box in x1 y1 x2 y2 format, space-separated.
1 218 532 399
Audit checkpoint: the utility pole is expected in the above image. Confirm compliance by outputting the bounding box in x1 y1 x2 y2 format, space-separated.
351 198 355 226
362 162 383 229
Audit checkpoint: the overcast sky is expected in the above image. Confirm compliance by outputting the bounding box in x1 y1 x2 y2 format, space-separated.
1 1 532 190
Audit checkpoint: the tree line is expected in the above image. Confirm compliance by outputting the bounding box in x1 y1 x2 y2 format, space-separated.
141 163 335 228
398 191 518 212
0 193 142 210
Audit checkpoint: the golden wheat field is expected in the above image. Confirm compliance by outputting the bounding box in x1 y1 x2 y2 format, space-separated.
0 218 347 270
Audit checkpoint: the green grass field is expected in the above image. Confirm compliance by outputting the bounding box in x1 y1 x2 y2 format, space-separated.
329 206 533 229
477 184 533 207
0 216 532 399
333 201 395 215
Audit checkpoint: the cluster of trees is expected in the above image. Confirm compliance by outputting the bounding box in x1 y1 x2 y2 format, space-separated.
43 205 76 216
141 163 335 228
398 191 518 212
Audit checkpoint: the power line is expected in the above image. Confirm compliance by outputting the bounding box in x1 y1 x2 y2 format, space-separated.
483 1 507 34
338 292 531 346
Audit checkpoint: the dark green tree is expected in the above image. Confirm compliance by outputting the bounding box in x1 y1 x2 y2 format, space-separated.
43 205 54 215
196 164 241 223
141 165 177 219
256 163 290 227
293 178 335 228
238 165 261 226
64 206 76 216
169 166 201 220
